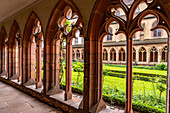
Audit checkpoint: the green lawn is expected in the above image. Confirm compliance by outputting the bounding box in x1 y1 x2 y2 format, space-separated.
59 63 167 112
103 65 167 76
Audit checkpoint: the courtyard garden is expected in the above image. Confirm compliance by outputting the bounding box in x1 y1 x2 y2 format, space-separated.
59 62 167 113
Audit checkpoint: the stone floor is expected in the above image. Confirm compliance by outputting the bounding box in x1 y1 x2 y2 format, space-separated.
0 81 63 113
0 77 141 113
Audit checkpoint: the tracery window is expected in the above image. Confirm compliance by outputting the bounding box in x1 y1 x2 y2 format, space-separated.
76 50 80 60
110 48 116 61
152 21 162 37
119 48 125 61
150 46 158 62
133 48 136 61
8 21 22 81
116 10 120 16
107 27 113 41
81 49 84 60
103 49 108 61
162 46 168 62
139 47 147 62
72 50 75 60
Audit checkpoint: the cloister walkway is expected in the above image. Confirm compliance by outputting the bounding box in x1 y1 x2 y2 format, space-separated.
0 81 63 113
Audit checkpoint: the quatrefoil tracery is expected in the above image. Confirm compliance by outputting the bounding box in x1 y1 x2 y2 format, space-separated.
100 0 170 40
56 6 83 41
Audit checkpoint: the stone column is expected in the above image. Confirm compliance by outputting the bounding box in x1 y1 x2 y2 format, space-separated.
166 33 170 113
65 39 72 101
147 49 150 64
46 40 62 95
125 37 133 113
18 45 22 82
108 51 110 62
5 46 8 77
36 44 42 88
116 51 119 63
136 48 139 62
158 50 162 63
80 50 82 60
8 47 12 78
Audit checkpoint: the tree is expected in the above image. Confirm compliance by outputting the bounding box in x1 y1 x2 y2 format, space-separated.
156 82 166 102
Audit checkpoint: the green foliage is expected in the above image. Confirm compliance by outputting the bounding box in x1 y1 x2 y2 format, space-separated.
64 19 72 33
73 62 84 72
155 63 166 70
156 82 166 102
103 63 167 71
56 62 167 112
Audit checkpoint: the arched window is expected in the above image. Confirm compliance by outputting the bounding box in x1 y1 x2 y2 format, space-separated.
72 50 75 60
103 49 108 61
76 50 80 60
152 21 162 37
81 49 84 60
110 48 116 61
75 38 78 44
139 47 147 62
162 46 168 62
107 27 112 41
133 48 136 61
119 48 125 61
116 10 120 16
135 7 140 13
150 46 158 62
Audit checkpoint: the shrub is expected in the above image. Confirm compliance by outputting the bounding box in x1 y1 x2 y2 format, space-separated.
155 63 166 70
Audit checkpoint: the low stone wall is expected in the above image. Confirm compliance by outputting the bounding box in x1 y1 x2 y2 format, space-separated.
0 77 86 113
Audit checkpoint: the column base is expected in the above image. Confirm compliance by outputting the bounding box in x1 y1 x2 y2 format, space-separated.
24 79 36 86
125 109 133 113
90 98 106 113
10 74 18 80
65 91 72 101
36 82 42 89
0 71 7 76
46 85 62 96
18 76 22 82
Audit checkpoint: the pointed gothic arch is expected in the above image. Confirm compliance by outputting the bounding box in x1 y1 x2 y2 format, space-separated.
103 49 108 61
110 48 116 61
22 11 44 89
8 20 22 81
150 46 158 62
139 47 147 62
133 48 136 61
86 0 170 112
44 0 84 101
119 48 125 61
0 26 8 76
162 46 168 62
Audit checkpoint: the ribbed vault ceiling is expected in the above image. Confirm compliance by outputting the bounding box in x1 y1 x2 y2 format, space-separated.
0 0 39 22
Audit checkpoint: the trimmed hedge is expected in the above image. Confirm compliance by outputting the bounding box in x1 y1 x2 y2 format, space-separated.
106 71 166 84
60 84 165 113
103 94 165 113
106 69 167 78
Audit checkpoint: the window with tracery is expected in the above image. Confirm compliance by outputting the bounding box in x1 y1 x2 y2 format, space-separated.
150 46 158 62
119 48 125 61
133 48 136 61
139 47 147 62
76 50 80 60
72 50 75 60
107 27 113 41
103 49 108 61
81 49 84 60
110 48 116 61
162 46 168 62
152 21 162 37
